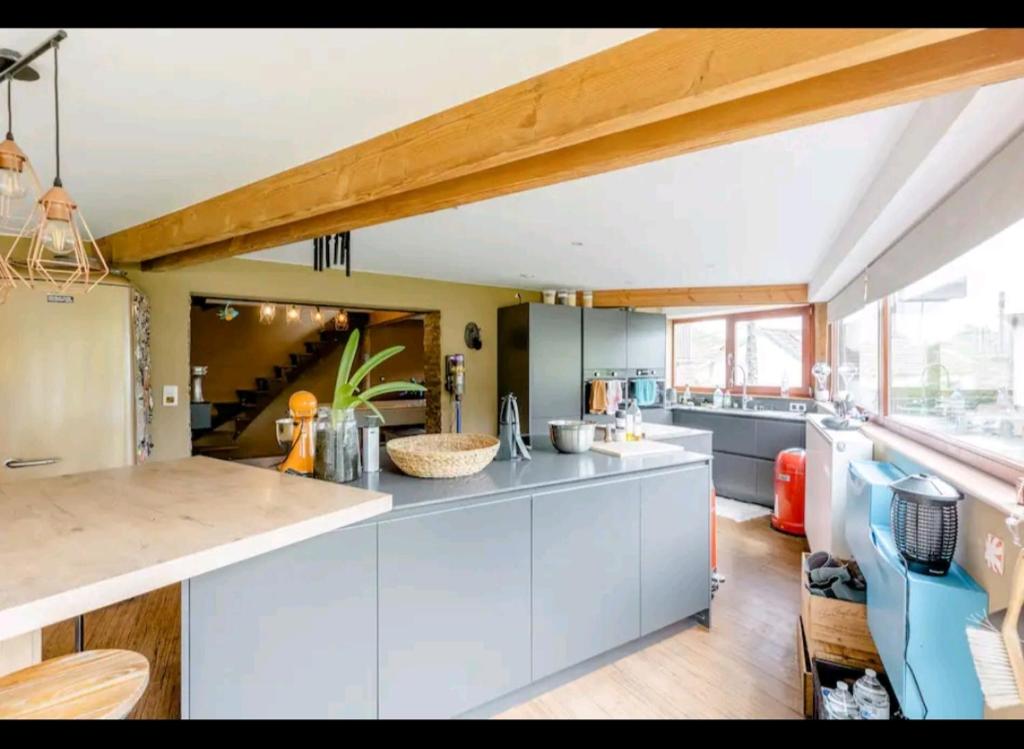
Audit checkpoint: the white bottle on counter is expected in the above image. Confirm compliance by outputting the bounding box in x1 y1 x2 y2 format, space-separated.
631 400 644 440
624 399 636 441
713 387 723 408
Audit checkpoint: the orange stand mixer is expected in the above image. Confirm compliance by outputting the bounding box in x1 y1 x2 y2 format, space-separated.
275 391 318 476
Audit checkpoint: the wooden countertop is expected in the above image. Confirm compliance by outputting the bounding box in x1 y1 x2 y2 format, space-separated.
0 456 391 641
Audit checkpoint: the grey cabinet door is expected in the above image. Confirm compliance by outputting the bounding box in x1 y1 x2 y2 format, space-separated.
627 311 667 370
753 458 777 508
187 524 378 719
378 496 532 718
532 478 641 680
712 451 757 502
754 419 806 460
640 467 711 635
529 304 582 420
583 308 628 370
672 409 720 437
709 414 758 455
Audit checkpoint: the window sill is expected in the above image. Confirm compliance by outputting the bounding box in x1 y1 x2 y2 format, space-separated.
861 421 1022 517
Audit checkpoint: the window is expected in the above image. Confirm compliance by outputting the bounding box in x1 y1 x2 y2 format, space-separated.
835 302 880 413
672 307 812 394
735 315 806 393
886 219 1024 465
673 318 726 389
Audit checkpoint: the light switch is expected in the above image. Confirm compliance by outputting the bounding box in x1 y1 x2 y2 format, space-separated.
163 385 179 407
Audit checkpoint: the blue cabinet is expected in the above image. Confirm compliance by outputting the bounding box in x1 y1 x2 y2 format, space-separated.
846 460 987 719
377 495 532 718
640 467 711 635
186 524 379 719
532 478 642 679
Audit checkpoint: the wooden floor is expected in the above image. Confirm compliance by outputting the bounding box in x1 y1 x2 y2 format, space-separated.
37 512 805 720
497 515 808 719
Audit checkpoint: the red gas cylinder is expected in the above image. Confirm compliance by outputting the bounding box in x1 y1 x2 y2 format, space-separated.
771 448 806 536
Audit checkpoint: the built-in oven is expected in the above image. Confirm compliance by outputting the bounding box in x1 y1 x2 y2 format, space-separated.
628 369 666 409
583 369 627 422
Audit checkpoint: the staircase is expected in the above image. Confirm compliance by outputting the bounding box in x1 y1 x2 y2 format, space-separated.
192 328 353 457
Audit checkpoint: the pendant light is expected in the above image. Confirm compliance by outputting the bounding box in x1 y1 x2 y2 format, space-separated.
335 309 349 331
286 304 300 324
0 80 41 223
0 78 43 293
258 302 277 325
311 306 325 329
12 39 108 293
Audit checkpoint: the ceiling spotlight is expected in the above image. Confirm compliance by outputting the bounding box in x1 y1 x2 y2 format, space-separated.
286 304 300 324
335 309 349 331
311 306 324 329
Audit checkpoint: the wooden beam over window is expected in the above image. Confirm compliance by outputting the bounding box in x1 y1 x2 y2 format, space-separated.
97 27 1022 270
592 284 808 309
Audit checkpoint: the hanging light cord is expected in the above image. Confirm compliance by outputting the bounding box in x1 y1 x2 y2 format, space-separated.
5 79 12 139
52 42 61 187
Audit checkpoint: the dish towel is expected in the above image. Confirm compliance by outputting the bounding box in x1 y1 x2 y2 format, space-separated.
605 380 624 415
588 380 608 414
634 378 658 407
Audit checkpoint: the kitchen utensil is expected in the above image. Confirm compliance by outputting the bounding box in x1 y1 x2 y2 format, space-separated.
890 473 963 575
277 390 318 476
548 420 596 453
190 365 208 403
496 393 531 461
386 433 499 478
361 415 381 473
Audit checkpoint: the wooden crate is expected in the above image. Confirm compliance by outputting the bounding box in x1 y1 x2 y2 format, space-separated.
796 617 814 718
800 552 883 671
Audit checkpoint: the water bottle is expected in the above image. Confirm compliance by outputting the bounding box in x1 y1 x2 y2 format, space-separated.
713 387 723 408
824 681 858 719
853 669 890 720
683 385 692 405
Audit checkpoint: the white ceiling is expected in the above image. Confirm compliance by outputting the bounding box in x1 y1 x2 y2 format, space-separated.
0 28 648 235
250 101 920 288
4 29 1023 300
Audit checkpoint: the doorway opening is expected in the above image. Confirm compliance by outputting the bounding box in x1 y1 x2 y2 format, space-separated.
187 295 440 460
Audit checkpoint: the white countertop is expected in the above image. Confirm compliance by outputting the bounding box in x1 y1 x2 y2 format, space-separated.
0 456 391 640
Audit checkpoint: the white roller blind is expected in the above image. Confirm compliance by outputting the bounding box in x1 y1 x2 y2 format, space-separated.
828 125 1024 321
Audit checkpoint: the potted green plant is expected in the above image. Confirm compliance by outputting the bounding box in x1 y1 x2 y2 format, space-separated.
315 328 426 482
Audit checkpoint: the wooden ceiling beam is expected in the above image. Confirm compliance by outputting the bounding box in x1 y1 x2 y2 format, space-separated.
591 284 808 309
143 28 1024 272
104 27 977 265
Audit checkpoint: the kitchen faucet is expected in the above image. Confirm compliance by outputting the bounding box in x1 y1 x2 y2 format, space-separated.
728 357 753 410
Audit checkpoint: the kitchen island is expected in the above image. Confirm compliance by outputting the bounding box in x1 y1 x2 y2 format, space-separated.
187 441 713 719
0 457 391 672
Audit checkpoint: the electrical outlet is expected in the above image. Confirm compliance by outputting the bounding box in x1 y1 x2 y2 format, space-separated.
163 385 179 407
789 402 807 413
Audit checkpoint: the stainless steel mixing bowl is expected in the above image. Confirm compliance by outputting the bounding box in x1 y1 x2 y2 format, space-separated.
548 420 596 453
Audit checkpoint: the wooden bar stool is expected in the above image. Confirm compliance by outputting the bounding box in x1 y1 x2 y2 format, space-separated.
0 650 149 719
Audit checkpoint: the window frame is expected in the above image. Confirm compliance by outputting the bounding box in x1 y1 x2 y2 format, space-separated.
875 293 1024 478
671 306 813 397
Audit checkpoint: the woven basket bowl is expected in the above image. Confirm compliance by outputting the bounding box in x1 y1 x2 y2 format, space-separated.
386 433 500 478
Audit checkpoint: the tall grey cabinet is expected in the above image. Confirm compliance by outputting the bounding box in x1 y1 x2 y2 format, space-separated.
498 303 582 437
627 310 667 370
582 308 628 371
